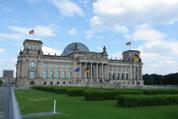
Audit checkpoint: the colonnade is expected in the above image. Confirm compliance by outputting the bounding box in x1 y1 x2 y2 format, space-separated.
77 62 108 81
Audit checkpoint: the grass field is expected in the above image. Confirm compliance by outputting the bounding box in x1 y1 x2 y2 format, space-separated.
15 89 178 119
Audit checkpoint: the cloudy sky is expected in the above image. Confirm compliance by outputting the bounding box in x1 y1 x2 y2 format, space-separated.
0 0 178 76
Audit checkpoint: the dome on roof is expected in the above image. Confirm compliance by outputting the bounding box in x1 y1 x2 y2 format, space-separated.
62 42 89 56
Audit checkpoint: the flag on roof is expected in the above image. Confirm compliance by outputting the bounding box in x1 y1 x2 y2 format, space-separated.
29 30 34 35
126 41 131 46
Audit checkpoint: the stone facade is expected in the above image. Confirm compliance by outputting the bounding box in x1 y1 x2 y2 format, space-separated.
16 39 143 88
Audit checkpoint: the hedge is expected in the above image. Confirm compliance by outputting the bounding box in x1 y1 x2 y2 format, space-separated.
31 86 67 94
66 88 85 96
84 89 142 101
142 89 178 95
117 95 178 107
84 90 117 101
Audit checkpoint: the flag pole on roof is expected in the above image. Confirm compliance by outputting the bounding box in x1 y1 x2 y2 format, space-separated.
29 25 35 40
126 41 132 50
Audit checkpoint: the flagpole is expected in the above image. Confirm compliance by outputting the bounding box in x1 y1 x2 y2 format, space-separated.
126 41 132 50
33 25 35 40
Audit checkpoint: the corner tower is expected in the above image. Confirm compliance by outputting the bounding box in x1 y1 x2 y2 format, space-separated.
122 50 143 87
23 39 43 55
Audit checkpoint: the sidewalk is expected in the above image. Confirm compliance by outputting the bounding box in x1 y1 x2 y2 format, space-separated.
0 87 5 119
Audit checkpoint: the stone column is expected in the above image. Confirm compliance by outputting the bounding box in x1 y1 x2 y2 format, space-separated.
96 63 98 80
85 62 87 79
90 63 93 79
101 63 103 80
80 62 82 79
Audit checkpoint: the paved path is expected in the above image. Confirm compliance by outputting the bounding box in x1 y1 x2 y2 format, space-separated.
0 87 6 119
23 112 62 119
0 86 11 119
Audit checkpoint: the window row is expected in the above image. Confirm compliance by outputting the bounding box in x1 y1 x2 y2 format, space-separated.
28 62 73 70
25 45 39 50
29 71 73 79
109 73 129 80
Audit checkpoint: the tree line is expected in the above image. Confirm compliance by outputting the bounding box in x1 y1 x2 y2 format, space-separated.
143 73 178 85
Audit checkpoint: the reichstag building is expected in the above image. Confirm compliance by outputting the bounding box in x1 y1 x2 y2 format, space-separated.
16 39 143 88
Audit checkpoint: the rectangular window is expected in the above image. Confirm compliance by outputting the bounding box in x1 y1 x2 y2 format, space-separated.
43 63 47 68
50 64 53 69
56 64 60 69
126 73 129 80
30 71 35 79
117 73 120 80
66 71 72 79
122 73 124 80
30 61 36 68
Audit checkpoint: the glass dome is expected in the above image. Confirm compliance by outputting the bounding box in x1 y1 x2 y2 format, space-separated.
62 42 89 56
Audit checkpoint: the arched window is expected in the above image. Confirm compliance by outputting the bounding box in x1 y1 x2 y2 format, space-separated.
56 71 60 79
49 71 54 79
42 71 47 79
62 71 66 79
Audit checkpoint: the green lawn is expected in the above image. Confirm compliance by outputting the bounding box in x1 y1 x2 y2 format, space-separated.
15 89 178 119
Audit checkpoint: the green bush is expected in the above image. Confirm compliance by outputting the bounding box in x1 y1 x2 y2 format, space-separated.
67 89 84 96
117 95 178 107
142 89 178 95
84 89 143 101
117 90 143 96
54 87 67 94
84 90 118 101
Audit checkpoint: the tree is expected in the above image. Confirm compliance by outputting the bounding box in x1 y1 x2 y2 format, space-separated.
0 80 3 85
143 73 178 85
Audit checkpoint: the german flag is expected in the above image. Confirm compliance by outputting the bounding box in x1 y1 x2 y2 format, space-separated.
29 30 34 35
84 66 90 72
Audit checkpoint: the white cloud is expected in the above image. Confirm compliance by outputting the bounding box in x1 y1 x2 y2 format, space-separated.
0 49 5 54
42 46 62 55
90 0 178 32
0 33 25 41
132 26 165 42
110 51 122 59
90 16 103 30
114 25 129 34
141 51 178 74
68 28 77 35
93 0 178 24
129 27 178 74
8 25 57 37
50 0 84 17
85 29 95 39
0 25 57 42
